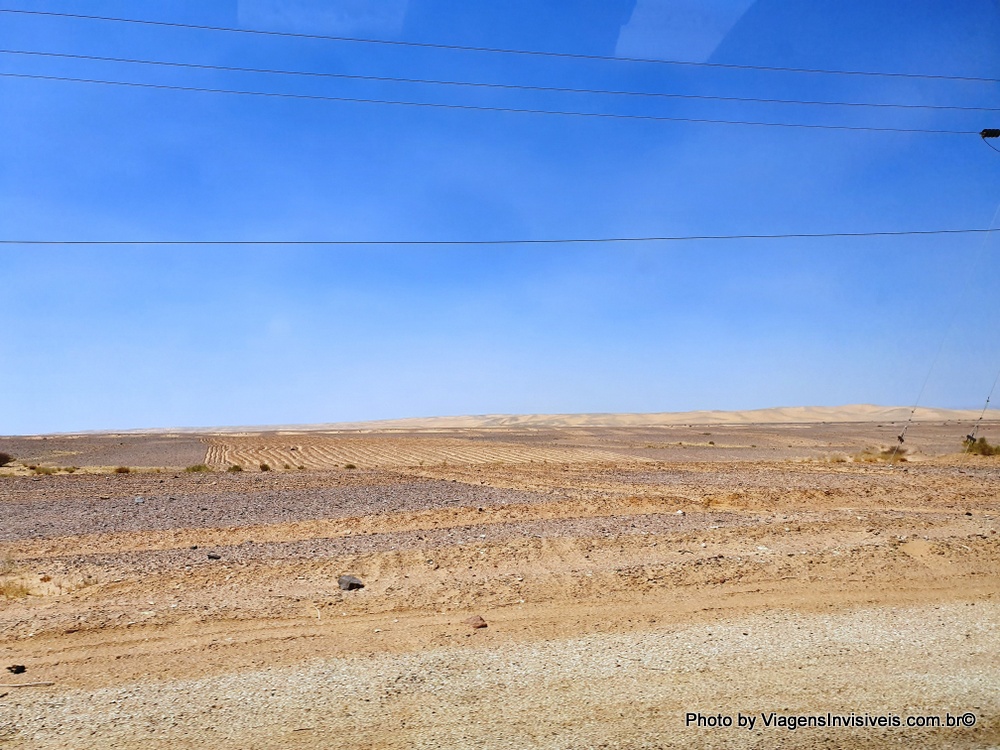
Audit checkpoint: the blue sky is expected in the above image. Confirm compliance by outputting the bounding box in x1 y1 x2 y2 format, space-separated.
1 0 999 433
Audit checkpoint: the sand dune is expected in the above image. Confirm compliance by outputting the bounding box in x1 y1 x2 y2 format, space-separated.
280 404 987 432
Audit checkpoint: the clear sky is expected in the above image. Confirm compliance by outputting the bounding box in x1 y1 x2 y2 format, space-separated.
1 0 999 434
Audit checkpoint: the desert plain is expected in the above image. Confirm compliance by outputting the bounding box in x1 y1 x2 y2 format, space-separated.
0 406 998 749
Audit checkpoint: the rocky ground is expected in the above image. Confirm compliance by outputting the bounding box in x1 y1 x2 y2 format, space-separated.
0 421 998 749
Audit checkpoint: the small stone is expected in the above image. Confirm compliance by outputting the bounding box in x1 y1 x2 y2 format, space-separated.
133 496 144 504
338 575 364 591
6 665 26 674
675 510 685 516
464 615 488 629
207 553 221 560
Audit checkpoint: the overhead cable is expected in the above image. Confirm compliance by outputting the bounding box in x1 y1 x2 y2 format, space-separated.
0 72 979 135
2 48 997 113
1 8 998 84
2 229 996 246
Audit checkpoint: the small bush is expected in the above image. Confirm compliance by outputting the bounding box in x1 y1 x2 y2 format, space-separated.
185 464 211 473
964 437 999 456
227 464 243 473
0 557 16 575
283 463 292 470
65 466 79 474
259 463 271 472
32 466 56 476
114 466 131 474
298 465 306 470
0 452 12 467
0 580 30 599
853 447 906 463
344 463 357 470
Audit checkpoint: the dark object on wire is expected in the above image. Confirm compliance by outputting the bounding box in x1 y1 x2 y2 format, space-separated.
982 129 1000 138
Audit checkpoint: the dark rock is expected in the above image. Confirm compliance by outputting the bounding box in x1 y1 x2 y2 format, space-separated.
207 553 222 560
6 665 25 674
464 615 488 629
338 575 364 591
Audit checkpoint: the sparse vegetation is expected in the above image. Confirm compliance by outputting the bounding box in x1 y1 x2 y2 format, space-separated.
853 447 907 463
0 451 12 467
185 464 211 473
344 463 357 470
114 466 131 474
0 557 16 575
0 580 30 599
228 464 243 473
32 466 56 475
259 463 271 472
298 465 306 470
283 463 292 470
964 436 999 456
65 466 79 474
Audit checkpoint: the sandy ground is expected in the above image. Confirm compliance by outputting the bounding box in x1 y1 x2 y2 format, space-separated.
1 415 998 749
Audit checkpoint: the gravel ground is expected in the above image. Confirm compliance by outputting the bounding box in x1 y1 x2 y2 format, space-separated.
3 601 996 750
0 475 551 541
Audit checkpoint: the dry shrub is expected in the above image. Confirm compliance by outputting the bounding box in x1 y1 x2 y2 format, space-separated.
114 466 131 474
185 464 211 473
853 447 907 463
964 437 999 456
0 451 12 467
0 580 29 599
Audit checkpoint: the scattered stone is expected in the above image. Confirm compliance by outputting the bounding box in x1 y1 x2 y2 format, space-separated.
675 510 685 516
190 545 198 550
6 665 26 675
464 615 488 629
133 496 144 504
338 575 364 591
207 553 221 560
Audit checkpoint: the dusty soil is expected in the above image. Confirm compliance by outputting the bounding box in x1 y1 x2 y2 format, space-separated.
0 420 998 749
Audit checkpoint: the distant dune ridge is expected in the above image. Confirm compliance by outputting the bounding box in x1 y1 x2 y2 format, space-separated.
319 405 985 431
20 405 993 437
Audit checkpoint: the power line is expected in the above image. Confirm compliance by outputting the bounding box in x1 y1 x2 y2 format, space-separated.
0 72 979 135
2 8 998 84
1 229 996 246
3 48 997 113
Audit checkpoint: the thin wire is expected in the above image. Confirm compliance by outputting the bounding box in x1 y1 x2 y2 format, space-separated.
0 72 980 135
2 8 999 84
3 48 997 113
0 229 996 246
966 368 1000 445
891 199 1000 462
984 137 1000 154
